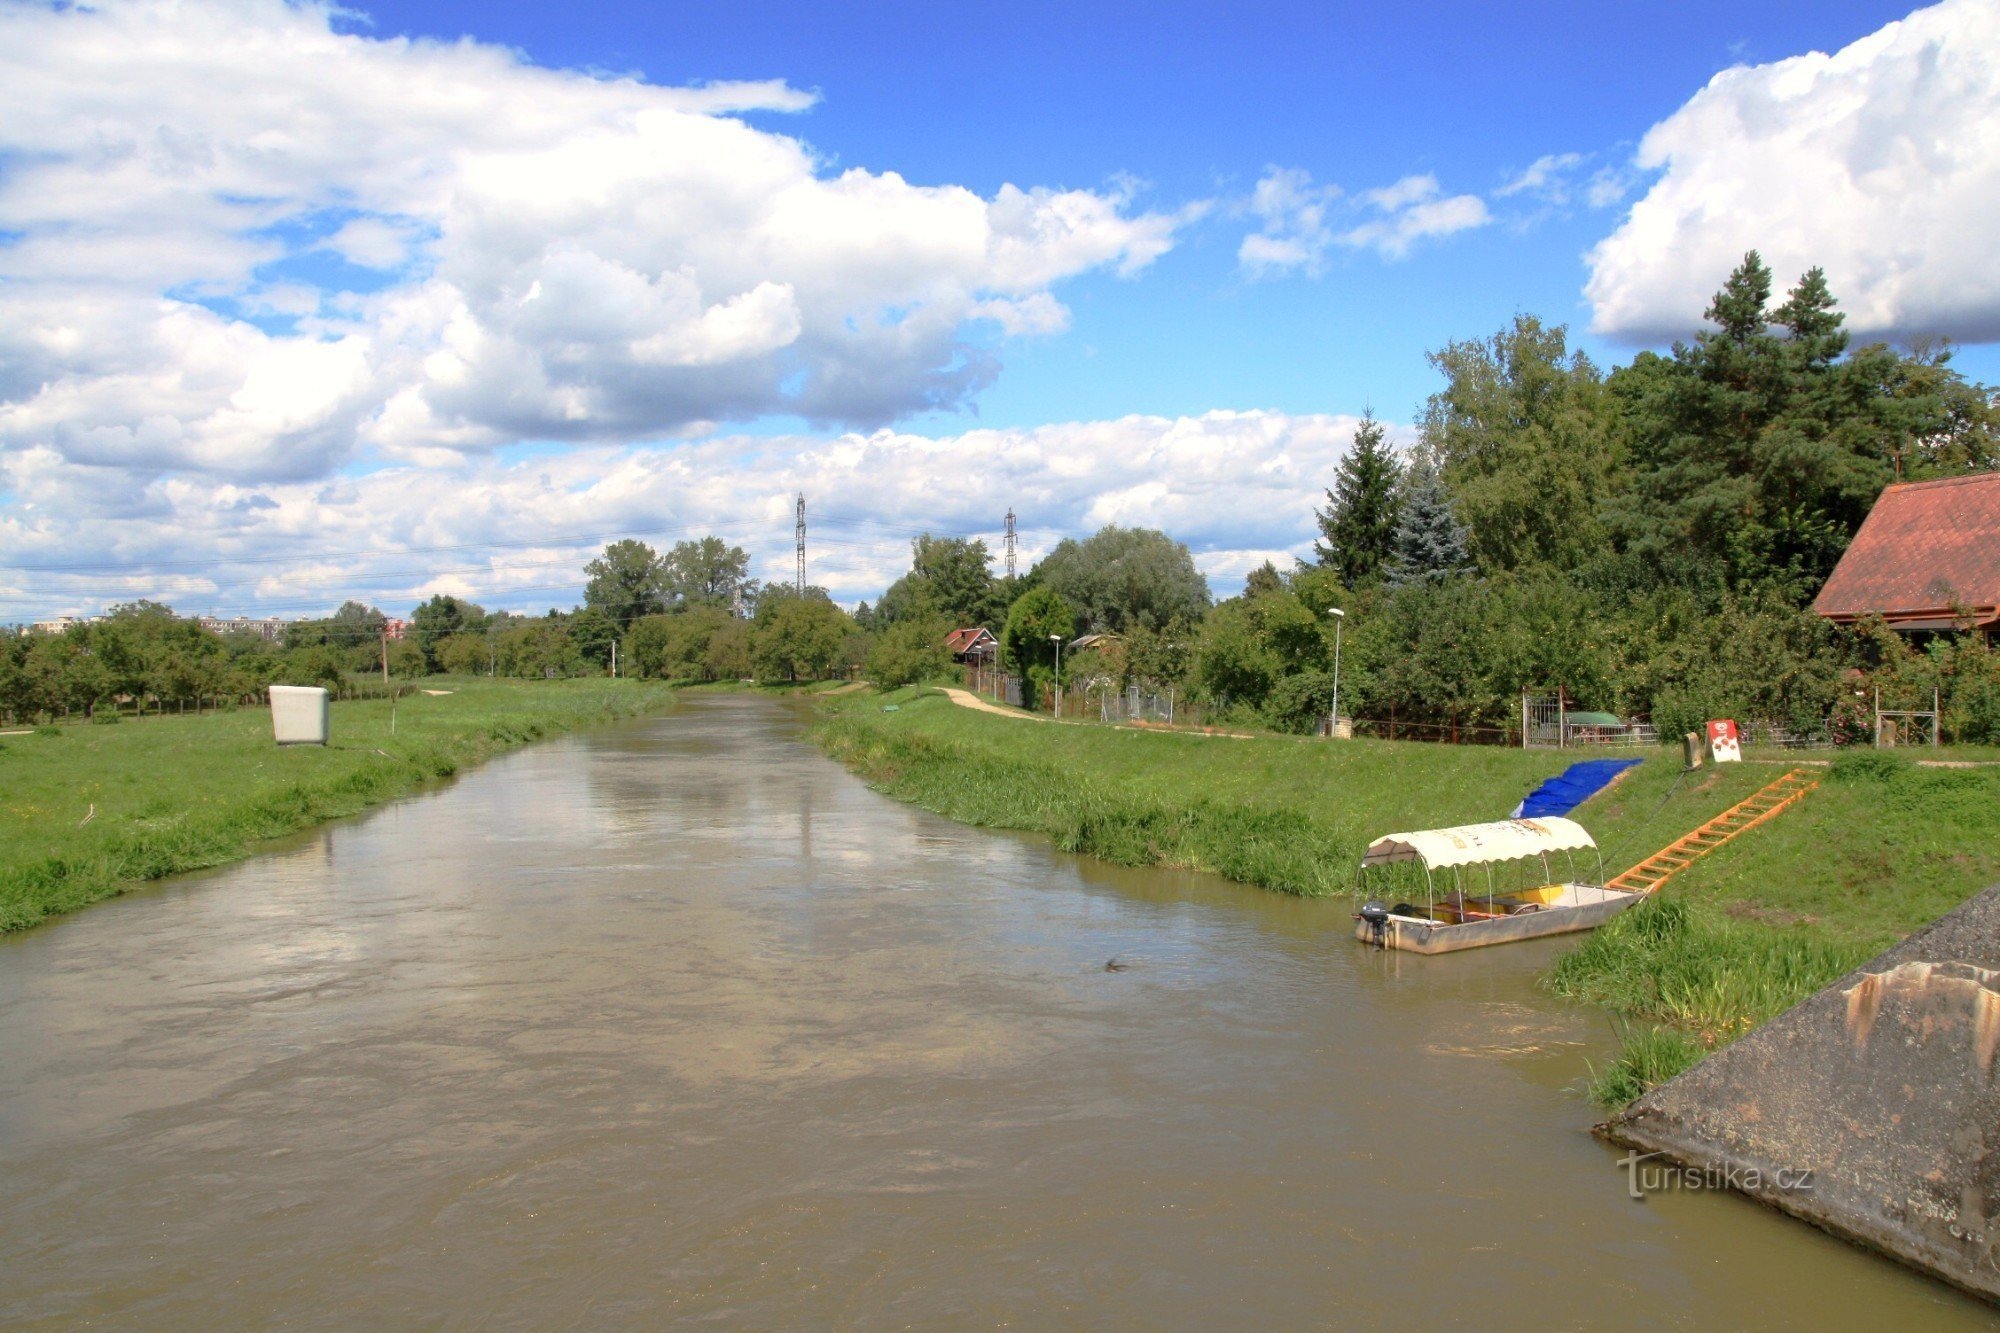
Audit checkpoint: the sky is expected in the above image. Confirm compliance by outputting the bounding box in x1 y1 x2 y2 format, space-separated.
3 0 1998 621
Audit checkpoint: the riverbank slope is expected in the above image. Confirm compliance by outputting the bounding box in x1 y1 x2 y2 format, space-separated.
814 687 2000 1099
0 676 673 932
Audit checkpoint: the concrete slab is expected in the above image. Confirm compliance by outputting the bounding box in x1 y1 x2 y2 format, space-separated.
1604 883 2000 1302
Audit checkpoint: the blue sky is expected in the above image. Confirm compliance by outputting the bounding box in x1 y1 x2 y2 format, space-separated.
346 0 1983 427
2 0 1996 618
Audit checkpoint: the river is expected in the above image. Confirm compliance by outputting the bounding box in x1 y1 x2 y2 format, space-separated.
0 695 1989 1325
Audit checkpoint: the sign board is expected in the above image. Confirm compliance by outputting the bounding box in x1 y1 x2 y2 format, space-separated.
1706 719 1742 764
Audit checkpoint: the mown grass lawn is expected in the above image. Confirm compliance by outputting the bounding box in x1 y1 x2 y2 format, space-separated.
0 676 673 933
817 687 2000 1104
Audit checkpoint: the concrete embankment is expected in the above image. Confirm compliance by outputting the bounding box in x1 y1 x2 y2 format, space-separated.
1604 882 2000 1302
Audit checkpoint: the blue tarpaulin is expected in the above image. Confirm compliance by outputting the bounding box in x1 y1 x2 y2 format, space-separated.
1512 758 1643 819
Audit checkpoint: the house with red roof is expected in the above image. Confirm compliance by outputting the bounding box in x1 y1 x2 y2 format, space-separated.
943 627 998 662
1813 472 2000 634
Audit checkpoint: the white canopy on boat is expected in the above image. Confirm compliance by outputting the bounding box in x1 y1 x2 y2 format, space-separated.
1359 817 1597 871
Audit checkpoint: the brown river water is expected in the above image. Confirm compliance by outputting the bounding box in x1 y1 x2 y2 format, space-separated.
1 695 1992 1326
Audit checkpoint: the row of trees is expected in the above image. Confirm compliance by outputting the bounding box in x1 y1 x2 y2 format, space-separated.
14 251 1997 740
839 251 2000 743
1271 252 2000 740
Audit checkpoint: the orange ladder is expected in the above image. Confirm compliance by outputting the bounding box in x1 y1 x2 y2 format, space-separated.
1605 767 1821 895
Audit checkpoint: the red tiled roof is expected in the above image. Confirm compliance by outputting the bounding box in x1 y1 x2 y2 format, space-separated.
943 627 996 654
1814 472 2000 626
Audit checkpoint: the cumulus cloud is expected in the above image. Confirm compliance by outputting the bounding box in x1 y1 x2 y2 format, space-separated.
0 410 1397 618
1586 0 2000 343
0 0 1188 482
1239 167 1490 274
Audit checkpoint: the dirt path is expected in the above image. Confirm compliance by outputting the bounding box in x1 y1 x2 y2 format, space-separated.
938 688 1051 721
935 688 1260 738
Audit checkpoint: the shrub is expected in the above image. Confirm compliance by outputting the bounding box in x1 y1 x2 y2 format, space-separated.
1263 670 1334 735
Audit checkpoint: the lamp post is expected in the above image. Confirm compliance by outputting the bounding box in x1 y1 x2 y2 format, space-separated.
1326 607 1345 738
1050 633 1063 717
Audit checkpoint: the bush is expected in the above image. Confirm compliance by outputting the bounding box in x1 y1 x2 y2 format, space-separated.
865 616 954 689
1262 670 1334 734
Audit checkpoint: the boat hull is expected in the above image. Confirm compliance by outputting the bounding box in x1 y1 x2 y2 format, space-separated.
1354 891 1640 954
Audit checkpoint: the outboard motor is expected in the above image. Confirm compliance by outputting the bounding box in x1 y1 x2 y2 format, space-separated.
1358 899 1391 948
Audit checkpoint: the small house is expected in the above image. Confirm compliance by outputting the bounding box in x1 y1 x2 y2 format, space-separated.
943 627 998 663
1814 473 2000 635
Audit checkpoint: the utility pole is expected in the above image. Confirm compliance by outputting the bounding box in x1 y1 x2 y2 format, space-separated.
610 639 617 679
1004 508 1017 580
795 492 807 594
380 625 389 683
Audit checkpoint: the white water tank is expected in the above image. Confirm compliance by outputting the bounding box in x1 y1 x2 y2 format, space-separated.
269 685 330 746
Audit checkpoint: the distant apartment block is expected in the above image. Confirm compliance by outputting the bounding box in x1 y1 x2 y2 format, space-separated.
196 615 287 641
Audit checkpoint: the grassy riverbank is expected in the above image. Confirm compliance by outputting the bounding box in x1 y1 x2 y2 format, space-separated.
0 676 672 933
815 687 2000 1104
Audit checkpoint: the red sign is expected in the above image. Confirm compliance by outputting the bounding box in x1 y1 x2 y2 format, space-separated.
1706 719 1742 763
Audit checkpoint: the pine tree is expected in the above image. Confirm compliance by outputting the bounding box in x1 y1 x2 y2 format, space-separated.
1313 412 1403 586
1385 452 1470 587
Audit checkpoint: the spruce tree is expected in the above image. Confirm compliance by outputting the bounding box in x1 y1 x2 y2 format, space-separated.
1313 412 1403 586
1385 452 1470 587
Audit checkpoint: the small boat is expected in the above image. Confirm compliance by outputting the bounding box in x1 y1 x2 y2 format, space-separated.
1353 817 1641 954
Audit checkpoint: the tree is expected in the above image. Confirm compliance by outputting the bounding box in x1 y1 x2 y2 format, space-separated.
1124 615 1195 687
663 537 754 612
569 607 618 669
435 633 490 676
493 619 583 678
1193 599 1278 708
1607 252 1905 597
1420 314 1620 574
876 535 999 628
1244 561 1285 596
1000 584 1077 699
1385 453 1470 587
865 615 956 688
1314 412 1403 586
104 599 178 622
409 595 484 671
583 539 666 626
1031 526 1210 634
1872 340 2000 480
749 587 851 682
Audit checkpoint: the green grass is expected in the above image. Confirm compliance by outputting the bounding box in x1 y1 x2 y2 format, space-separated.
1581 1025 1710 1109
0 676 673 933
817 690 2000 1106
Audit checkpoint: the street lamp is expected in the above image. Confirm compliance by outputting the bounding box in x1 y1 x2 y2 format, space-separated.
1326 607 1345 738
1050 633 1063 717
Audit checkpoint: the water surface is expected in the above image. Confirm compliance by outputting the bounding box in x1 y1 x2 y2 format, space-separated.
1 696 1988 1325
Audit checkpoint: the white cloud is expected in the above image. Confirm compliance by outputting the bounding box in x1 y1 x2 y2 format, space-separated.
1237 167 1341 278
1339 174 1491 259
1240 167 1491 274
1584 166 1636 210
0 0 1189 482
1496 152 1584 201
1586 0 2000 343
0 410 1401 619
